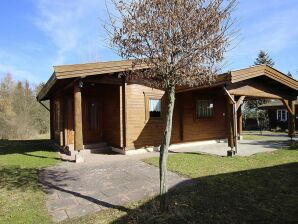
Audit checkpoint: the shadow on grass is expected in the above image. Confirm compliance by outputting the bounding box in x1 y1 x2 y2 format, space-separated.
0 166 41 191
111 163 298 224
0 139 60 160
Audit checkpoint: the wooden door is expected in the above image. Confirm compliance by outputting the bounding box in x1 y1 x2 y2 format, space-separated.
83 98 102 143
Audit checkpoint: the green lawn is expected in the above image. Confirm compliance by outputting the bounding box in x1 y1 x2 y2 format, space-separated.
0 140 59 224
1 140 297 224
65 146 298 224
242 130 288 140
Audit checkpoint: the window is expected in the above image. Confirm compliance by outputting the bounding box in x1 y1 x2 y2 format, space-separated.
196 99 214 118
277 109 287 121
149 98 161 118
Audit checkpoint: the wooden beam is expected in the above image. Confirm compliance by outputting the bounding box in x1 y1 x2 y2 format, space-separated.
282 99 294 115
84 76 122 85
74 82 83 151
288 100 295 138
236 96 245 111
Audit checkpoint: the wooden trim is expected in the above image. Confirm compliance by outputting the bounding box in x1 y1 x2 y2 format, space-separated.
55 60 149 79
144 92 164 121
121 77 127 149
236 96 245 111
282 99 294 115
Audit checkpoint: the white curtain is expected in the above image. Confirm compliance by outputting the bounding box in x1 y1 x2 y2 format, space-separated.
149 99 161 112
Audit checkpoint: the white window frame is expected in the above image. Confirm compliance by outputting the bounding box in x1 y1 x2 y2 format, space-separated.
276 109 288 121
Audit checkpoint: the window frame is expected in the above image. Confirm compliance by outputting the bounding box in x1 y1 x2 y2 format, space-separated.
148 98 162 118
144 92 164 121
277 109 288 121
195 99 214 119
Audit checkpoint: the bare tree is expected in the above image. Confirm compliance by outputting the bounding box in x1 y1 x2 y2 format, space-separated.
107 0 236 211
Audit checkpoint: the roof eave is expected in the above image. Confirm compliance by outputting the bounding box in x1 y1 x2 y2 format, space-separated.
36 73 57 101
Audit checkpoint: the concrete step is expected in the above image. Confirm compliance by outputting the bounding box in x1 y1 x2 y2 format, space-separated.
84 142 108 149
67 142 108 151
68 142 111 156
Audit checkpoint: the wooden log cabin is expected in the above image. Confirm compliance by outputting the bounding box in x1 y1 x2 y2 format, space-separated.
37 60 298 156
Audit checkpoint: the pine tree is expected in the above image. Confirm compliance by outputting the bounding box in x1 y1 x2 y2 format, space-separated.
254 50 275 66
245 50 275 133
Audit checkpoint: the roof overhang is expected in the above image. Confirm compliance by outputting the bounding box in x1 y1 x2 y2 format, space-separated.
37 61 298 102
37 60 148 101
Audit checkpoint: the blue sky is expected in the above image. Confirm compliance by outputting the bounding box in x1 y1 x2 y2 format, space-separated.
0 0 298 84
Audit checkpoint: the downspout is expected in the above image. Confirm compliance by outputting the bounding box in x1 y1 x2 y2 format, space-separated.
223 87 238 154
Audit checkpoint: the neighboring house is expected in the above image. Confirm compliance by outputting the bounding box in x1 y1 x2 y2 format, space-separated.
37 61 298 155
259 100 298 130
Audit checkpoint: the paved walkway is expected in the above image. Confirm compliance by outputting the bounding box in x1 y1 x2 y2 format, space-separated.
169 139 290 157
39 159 190 222
40 137 291 222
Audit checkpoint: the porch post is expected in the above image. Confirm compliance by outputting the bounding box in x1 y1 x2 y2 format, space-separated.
74 81 84 151
227 95 235 149
288 100 295 139
50 99 55 141
237 104 243 138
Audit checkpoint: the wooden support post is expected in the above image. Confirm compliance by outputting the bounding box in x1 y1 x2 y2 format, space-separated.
178 94 184 142
237 104 243 137
74 82 83 151
227 95 235 149
288 100 295 139
121 76 127 149
50 99 54 141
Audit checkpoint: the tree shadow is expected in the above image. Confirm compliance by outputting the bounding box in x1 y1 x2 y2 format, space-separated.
111 163 298 223
38 168 131 213
0 139 60 160
0 166 41 191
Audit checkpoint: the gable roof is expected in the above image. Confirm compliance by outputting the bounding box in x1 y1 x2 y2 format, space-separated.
230 65 298 90
37 60 298 101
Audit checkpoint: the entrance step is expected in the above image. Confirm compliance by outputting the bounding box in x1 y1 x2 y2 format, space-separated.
84 142 108 149
83 142 111 155
67 142 111 156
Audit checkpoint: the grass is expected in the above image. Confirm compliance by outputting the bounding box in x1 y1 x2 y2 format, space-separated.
0 140 59 224
64 146 298 224
1 139 297 224
242 130 289 140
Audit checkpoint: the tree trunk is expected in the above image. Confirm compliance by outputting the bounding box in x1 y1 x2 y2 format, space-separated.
159 84 175 212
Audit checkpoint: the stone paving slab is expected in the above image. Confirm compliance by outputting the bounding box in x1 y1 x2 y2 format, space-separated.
40 159 189 222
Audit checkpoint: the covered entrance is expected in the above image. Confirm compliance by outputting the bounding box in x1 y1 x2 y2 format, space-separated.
223 65 298 155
